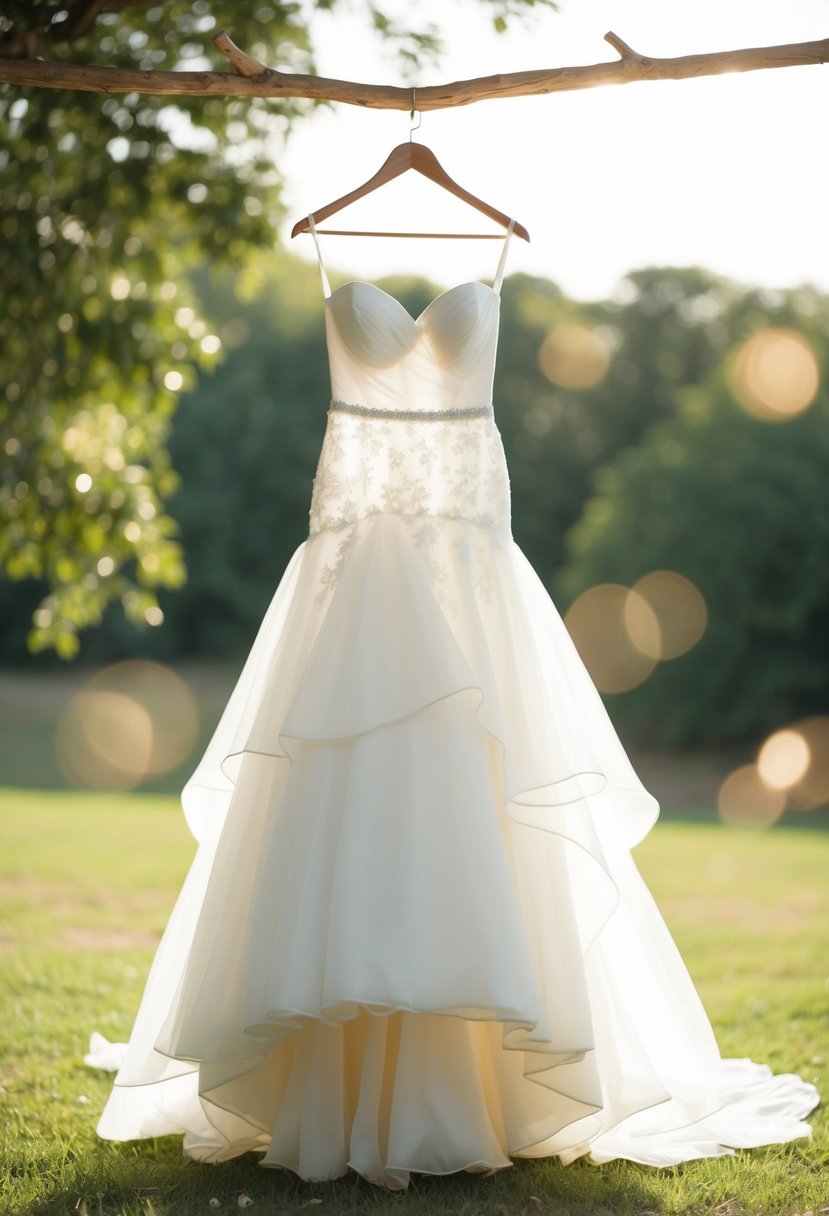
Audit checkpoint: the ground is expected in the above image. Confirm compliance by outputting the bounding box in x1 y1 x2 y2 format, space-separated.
0 786 826 1216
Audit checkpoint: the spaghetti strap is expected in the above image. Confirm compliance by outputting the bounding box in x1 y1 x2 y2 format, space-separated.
493 218 515 295
307 214 332 299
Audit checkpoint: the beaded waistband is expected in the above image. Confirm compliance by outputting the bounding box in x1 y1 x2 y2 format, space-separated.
329 399 493 422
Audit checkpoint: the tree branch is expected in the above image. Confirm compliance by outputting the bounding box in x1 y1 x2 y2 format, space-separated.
0 29 827 107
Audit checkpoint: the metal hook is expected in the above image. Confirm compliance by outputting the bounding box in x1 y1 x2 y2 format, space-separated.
409 88 421 142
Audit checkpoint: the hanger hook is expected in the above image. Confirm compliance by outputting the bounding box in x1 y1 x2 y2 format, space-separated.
409 88 421 142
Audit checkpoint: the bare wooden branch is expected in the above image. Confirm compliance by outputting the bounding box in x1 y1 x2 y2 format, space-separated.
0 29 827 108
211 30 268 79
602 32 646 68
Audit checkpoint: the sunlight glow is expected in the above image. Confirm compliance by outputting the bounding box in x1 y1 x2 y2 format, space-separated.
564 584 657 693
622 589 661 664
57 689 154 791
566 570 708 691
630 571 708 661
55 660 199 790
717 764 786 829
779 716 829 811
538 324 611 390
757 729 810 791
729 328 819 421
278 2 829 300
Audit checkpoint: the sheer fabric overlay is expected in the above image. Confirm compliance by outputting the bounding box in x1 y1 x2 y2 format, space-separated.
90 219 818 1188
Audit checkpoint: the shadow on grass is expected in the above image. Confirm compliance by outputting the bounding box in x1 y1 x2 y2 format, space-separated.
18 1137 676 1216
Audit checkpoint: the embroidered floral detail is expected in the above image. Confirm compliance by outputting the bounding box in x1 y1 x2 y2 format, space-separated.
309 408 511 540
314 525 357 607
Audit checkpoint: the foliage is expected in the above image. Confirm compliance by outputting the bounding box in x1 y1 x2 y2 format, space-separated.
0 0 549 658
1 788 826 1216
0 1 310 655
496 266 744 579
159 257 331 653
558 287 829 744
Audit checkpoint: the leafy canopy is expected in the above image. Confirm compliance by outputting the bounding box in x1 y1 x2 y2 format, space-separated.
0 0 551 656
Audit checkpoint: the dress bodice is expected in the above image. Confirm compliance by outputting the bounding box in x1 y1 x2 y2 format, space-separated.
324 280 501 413
310 218 514 416
306 219 515 541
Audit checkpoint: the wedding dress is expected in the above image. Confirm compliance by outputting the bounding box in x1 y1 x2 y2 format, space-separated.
89 218 818 1188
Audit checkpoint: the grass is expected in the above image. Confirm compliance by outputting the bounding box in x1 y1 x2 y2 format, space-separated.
0 787 826 1216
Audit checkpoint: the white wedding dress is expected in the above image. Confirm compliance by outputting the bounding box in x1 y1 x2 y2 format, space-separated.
90 219 818 1188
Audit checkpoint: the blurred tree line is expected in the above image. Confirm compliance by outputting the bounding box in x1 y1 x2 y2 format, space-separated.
3 251 828 747
2 3 827 748
0 0 520 655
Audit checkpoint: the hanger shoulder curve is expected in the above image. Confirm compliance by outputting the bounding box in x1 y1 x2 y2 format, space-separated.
291 141 529 242
290 143 414 238
408 144 530 241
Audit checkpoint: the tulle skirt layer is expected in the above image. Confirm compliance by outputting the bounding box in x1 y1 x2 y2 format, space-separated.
93 513 818 1187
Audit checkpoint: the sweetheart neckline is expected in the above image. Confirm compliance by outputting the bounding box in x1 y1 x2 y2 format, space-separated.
325 279 499 326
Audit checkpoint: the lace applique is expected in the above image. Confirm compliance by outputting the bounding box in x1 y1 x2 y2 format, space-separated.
314 525 357 608
309 408 511 538
310 512 505 621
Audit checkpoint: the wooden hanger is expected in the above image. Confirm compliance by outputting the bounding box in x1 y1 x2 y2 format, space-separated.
291 140 530 242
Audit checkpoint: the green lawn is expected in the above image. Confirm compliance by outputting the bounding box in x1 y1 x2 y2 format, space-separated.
0 788 826 1216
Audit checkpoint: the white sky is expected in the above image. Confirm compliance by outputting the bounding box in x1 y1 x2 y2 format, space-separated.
277 0 829 300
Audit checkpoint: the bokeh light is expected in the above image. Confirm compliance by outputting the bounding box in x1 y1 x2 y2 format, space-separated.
538 324 611 390
564 583 657 692
717 764 786 828
56 660 199 790
58 690 154 790
565 572 708 690
622 589 661 663
757 728 810 791
630 570 708 660
729 328 819 421
778 716 829 811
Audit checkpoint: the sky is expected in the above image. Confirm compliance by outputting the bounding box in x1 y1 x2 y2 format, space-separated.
276 0 829 300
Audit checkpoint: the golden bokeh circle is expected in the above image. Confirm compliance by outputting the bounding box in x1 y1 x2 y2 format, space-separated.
538 324 611 391
622 589 661 661
55 660 199 790
778 715 829 811
630 571 708 660
565 583 657 693
57 690 154 791
757 728 810 792
717 764 786 829
729 328 819 421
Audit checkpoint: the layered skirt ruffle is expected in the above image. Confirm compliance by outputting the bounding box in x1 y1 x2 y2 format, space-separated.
94 514 818 1187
